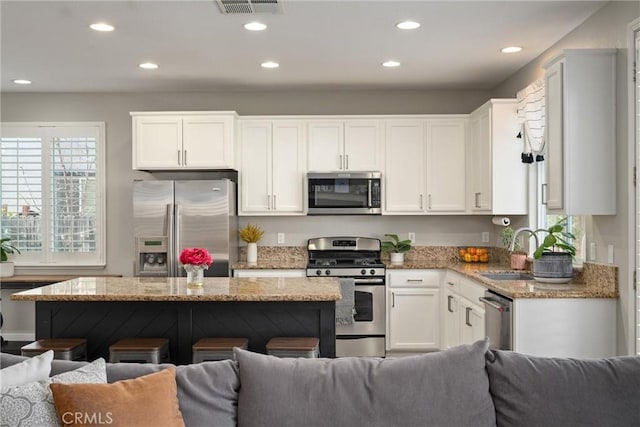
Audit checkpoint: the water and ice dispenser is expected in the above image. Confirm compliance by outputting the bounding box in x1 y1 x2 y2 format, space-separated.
134 236 169 276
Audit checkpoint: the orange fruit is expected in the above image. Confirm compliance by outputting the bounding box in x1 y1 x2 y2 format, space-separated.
464 253 472 262
467 247 477 255
458 249 466 257
472 254 479 262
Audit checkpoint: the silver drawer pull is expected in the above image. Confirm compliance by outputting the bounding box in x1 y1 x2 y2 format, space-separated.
406 279 423 283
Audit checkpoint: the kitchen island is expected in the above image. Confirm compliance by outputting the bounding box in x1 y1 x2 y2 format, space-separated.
11 276 341 363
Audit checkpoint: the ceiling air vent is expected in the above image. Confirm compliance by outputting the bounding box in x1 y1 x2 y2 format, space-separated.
216 0 282 14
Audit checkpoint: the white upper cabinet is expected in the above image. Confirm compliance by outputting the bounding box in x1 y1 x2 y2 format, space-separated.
384 120 426 214
543 49 616 215
307 120 381 172
131 112 236 170
239 120 305 215
384 117 467 214
468 100 527 214
425 119 467 212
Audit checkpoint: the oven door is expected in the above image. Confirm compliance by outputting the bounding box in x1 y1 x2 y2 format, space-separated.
336 283 385 336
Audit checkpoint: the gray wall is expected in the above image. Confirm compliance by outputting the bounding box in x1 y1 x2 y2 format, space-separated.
1 89 492 278
493 1 640 355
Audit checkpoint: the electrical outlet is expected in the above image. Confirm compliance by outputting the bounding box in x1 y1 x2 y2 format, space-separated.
277 233 285 244
607 245 614 264
589 243 597 261
408 232 415 243
481 232 490 243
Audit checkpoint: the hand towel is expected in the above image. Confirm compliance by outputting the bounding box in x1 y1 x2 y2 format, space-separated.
336 278 355 326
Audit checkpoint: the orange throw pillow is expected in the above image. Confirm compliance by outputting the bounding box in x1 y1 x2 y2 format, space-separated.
50 367 185 427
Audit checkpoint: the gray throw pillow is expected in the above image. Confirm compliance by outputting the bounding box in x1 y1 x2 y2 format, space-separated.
485 349 640 427
0 358 107 427
235 338 495 427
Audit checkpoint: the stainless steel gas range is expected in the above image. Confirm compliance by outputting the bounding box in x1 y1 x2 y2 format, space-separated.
306 237 386 357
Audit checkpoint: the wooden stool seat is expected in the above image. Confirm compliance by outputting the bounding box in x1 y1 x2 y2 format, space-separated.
192 337 248 363
109 338 170 364
266 337 320 358
21 338 87 361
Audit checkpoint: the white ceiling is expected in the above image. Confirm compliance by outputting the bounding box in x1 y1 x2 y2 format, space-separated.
0 0 607 93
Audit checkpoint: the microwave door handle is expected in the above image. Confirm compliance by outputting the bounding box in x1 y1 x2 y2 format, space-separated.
368 181 372 207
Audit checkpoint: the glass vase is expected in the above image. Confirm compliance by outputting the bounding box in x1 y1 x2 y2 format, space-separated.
184 265 205 287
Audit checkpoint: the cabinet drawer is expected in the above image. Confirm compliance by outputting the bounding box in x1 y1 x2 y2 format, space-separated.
458 278 486 304
387 270 443 288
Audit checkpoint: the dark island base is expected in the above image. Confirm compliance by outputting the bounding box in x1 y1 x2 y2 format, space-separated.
35 300 336 364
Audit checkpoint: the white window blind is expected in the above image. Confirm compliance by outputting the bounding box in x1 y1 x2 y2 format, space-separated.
0 123 105 266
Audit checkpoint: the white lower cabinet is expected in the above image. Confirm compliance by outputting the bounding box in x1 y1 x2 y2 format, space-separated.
442 271 485 349
386 270 442 352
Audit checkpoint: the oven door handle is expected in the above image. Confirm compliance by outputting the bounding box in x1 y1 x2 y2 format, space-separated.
353 278 385 285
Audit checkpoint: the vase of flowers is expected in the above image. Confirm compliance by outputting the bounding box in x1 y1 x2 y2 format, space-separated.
179 247 212 287
239 223 264 265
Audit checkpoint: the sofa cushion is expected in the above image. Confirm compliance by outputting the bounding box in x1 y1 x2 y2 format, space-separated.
0 358 106 427
485 349 640 427
50 367 185 427
0 353 240 427
0 350 53 389
235 338 495 427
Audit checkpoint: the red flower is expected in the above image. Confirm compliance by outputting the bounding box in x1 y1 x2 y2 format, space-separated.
179 248 213 268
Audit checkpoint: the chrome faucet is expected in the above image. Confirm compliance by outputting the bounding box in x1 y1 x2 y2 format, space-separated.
509 227 539 252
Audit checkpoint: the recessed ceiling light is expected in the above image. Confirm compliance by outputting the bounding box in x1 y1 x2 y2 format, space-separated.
261 61 279 69
396 21 420 30
501 46 523 53
382 61 401 68
13 79 31 85
244 22 267 31
90 22 114 32
139 62 158 69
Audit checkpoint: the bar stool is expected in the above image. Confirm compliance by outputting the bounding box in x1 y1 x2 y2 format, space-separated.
266 337 320 358
21 338 87 361
192 337 249 363
109 338 170 363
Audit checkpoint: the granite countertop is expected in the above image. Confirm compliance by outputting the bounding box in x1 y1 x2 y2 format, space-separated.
389 261 617 299
233 261 307 269
1 274 122 283
10 277 341 302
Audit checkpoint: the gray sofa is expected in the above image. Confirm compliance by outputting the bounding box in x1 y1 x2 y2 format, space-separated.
2 338 639 427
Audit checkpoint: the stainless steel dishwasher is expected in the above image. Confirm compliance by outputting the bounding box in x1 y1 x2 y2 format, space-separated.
479 290 512 350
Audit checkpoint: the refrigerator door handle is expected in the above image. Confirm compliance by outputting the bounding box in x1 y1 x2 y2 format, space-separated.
167 204 176 277
174 204 181 277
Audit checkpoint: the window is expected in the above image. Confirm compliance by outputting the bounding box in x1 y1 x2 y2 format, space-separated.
0 123 105 266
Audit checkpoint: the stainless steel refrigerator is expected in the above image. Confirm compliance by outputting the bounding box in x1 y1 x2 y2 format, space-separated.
133 179 237 277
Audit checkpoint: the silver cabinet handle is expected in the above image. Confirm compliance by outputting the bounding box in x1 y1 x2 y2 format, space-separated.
406 279 423 283
392 292 395 308
419 194 423 209
267 195 271 210
447 281 455 286
183 149 187 166
339 154 343 170
273 194 277 210
428 194 432 210
475 192 481 208
465 306 472 327
447 295 454 313
345 154 349 170
541 184 548 205
177 150 181 166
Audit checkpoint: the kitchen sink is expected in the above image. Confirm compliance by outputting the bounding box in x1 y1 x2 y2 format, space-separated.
479 272 534 281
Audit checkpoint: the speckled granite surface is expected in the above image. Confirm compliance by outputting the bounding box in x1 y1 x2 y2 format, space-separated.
10 276 341 302
236 246 307 269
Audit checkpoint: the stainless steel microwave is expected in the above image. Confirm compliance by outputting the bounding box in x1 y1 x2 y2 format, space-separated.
307 172 382 215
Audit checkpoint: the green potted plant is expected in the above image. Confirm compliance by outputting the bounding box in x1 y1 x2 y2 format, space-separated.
381 234 412 265
1 237 21 278
501 226 527 270
518 218 576 283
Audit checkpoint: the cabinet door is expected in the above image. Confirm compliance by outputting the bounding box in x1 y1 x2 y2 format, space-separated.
544 59 564 210
460 298 485 345
307 122 343 171
183 115 235 169
426 119 466 212
442 288 460 349
388 288 440 350
469 108 491 211
133 116 182 169
272 121 305 214
239 121 272 214
384 120 426 213
343 120 381 171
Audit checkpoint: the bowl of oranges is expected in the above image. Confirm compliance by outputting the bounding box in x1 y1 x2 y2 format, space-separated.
459 247 490 263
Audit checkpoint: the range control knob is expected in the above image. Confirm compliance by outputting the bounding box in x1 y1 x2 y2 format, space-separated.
325 270 331 276
360 269 367 275
316 270 322 276
370 269 376 275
